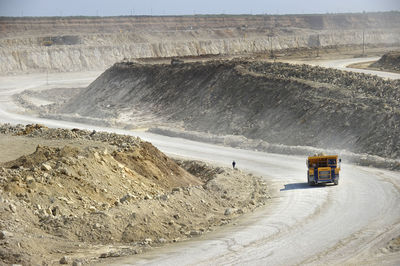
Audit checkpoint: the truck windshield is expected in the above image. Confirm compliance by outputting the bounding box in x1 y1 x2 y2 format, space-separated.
308 157 337 168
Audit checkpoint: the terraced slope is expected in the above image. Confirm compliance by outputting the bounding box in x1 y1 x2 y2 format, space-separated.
60 60 400 159
1 12 399 74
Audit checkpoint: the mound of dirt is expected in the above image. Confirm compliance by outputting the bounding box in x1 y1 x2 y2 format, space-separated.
371 51 400 72
0 124 269 265
58 60 400 160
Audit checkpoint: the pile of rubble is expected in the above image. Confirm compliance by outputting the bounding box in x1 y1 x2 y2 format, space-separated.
0 124 141 149
371 51 400 72
247 61 400 99
0 124 269 265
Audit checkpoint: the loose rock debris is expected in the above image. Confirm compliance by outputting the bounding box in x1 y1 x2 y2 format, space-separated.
0 124 269 265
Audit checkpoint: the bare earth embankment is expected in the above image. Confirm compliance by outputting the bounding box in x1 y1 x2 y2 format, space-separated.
0 124 268 265
35 60 398 167
370 50 400 73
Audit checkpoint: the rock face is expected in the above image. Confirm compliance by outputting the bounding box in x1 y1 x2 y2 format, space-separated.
60 60 400 159
1 12 400 74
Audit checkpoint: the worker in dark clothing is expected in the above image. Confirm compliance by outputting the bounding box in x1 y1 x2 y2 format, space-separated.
232 160 236 169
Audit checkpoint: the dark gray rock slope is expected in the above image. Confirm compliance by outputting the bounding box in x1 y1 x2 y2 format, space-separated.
61 60 400 159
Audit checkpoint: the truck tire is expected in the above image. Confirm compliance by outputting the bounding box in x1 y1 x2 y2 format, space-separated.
334 178 339 185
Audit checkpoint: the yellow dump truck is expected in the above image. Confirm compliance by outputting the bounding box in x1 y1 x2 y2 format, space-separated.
307 155 341 185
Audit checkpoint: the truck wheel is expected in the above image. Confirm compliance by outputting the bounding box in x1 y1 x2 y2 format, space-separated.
334 178 339 185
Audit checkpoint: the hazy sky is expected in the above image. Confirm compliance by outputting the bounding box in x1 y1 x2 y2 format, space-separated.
0 0 399 17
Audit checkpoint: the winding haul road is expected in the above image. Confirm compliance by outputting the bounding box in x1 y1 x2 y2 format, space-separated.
0 58 399 265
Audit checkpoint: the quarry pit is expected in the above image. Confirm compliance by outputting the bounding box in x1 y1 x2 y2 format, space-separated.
1 12 400 265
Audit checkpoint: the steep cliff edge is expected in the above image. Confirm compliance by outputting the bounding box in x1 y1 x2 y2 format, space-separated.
1 12 400 74
59 60 400 159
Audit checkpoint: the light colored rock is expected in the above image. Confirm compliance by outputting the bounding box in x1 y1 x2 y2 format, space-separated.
41 163 52 171
158 238 167 244
72 260 83 266
190 230 202 236
25 176 35 183
93 152 101 160
0 230 13 239
224 208 235 216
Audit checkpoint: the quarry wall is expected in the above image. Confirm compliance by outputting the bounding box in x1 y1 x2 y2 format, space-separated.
1 12 399 74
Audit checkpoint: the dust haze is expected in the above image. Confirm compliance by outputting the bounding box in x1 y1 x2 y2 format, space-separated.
0 9 400 266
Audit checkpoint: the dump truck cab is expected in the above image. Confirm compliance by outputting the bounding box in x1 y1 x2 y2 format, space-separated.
307 155 341 185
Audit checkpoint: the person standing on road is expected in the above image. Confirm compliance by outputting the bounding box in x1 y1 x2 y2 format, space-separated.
232 160 236 169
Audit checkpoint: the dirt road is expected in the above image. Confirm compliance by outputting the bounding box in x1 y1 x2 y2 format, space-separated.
0 60 399 265
108 138 400 265
284 57 400 79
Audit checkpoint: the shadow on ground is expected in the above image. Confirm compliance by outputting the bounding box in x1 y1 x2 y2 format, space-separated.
280 182 330 191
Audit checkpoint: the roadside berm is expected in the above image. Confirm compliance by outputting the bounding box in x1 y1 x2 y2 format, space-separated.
0 124 269 265
370 50 400 72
